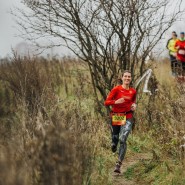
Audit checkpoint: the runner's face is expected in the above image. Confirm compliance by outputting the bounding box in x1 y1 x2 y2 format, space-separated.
172 33 176 39
122 72 131 85
180 34 184 38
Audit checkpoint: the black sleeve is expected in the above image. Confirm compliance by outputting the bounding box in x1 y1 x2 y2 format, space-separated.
166 38 172 49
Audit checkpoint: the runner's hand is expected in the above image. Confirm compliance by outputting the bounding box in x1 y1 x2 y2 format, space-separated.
115 98 125 104
107 124 111 130
131 103 137 111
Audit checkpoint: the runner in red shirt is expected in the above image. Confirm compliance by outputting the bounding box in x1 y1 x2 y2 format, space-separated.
104 70 137 173
175 32 185 74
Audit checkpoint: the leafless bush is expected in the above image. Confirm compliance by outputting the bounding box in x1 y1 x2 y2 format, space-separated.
14 0 184 116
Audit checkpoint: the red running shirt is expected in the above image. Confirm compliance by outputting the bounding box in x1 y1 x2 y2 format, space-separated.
104 85 136 119
175 40 185 62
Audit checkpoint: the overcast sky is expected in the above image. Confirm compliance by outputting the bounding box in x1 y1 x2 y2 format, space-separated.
0 0 185 58
0 0 70 58
0 0 25 57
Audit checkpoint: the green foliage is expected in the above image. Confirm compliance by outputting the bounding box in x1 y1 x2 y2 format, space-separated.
131 145 141 153
124 166 135 180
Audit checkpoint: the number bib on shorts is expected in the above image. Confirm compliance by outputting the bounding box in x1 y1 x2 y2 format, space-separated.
112 113 126 126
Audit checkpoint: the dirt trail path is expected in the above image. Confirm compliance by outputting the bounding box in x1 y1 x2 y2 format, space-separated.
110 153 151 185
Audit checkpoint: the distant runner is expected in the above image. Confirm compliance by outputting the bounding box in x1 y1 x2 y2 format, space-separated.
175 32 185 75
166 31 178 76
104 70 137 173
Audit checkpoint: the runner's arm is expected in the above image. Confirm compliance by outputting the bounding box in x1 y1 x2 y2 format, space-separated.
104 88 117 106
131 91 137 111
175 41 179 49
166 38 171 50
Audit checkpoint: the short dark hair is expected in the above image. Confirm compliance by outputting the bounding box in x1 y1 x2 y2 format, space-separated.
172 31 177 37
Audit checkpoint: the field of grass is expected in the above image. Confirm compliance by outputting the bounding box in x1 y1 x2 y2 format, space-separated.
0 56 185 185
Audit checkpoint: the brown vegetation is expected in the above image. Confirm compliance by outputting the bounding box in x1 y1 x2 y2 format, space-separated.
0 56 185 185
0 56 107 185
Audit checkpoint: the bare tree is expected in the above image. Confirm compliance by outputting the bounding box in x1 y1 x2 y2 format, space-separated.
14 0 183 115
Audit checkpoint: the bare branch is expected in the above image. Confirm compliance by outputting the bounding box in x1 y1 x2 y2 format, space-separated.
13 0 184 115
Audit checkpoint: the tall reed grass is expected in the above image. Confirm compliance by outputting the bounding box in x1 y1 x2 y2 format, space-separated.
0 55 109 185
131 58 185 184
0 55 185 185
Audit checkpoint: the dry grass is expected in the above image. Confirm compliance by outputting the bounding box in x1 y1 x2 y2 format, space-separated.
0 55 108 185
0 55 185 185
132 58 185 184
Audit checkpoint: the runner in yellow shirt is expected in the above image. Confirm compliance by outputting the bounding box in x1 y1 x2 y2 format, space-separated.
166 31 179 76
